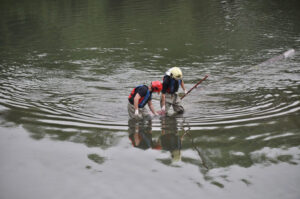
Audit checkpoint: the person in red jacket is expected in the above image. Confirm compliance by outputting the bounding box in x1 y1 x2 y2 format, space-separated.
128 81 162 120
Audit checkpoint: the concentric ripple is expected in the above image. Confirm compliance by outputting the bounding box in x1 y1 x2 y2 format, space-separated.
0 48 299 133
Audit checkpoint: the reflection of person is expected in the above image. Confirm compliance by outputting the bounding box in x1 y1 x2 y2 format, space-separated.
128 120 153 150
160 67 187 115
128 81 162 120
128 117 182 162
159 117 182 162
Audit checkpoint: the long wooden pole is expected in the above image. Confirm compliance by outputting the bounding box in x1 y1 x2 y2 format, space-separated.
180 75 208 100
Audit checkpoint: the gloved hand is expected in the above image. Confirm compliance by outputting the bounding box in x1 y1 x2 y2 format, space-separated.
135 109 139 116
150 111 158 118
134 109 143 119
184 89 187 94
161 105 165 112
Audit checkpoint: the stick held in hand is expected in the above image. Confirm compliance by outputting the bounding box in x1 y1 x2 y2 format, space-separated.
180 75 208 100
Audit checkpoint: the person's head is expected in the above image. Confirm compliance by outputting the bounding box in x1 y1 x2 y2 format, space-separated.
151 81 162 93
170 67 183 80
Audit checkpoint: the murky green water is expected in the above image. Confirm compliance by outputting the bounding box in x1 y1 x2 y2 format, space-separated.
1 0 300 199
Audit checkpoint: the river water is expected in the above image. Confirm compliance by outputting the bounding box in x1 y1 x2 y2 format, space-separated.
0 0 300 199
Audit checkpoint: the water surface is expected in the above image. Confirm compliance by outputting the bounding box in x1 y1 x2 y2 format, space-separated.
0 0 300 199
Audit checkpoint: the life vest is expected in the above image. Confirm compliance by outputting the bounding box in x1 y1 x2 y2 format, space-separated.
128 85 151 108
164 76 181 93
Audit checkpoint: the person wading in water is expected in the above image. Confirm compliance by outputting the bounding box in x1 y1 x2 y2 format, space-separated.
128 81 162 120
160 67 187 116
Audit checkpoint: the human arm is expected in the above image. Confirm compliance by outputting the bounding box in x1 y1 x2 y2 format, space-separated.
148 100 158 116
181 80 187 94
133 93 141 115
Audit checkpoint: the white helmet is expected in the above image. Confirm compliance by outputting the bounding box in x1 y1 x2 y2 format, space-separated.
169 67 182 80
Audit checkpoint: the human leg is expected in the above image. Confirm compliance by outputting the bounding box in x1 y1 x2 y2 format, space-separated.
164 93 173 115
172 94 184 114
128 102 136 119
140 107 150 119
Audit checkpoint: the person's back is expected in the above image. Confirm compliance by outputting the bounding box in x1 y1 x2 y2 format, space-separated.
128 81 162 120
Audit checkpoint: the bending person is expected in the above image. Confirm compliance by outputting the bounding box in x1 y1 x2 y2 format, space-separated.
161 67 186 115
128 81 162 120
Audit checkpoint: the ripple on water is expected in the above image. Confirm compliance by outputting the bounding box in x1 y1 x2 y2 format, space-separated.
0 81 299 131
0 46 299 132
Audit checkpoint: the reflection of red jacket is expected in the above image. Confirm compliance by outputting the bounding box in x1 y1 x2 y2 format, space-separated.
129 131 152 150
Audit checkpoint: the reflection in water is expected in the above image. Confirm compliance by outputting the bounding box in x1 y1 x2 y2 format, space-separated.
128 119 153 150
128 117 183 163
181 126 209 170
160 117 182 162
128 111 300 173
128 117 212 169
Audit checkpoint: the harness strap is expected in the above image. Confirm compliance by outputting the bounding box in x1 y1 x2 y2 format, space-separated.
138 88 150 108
